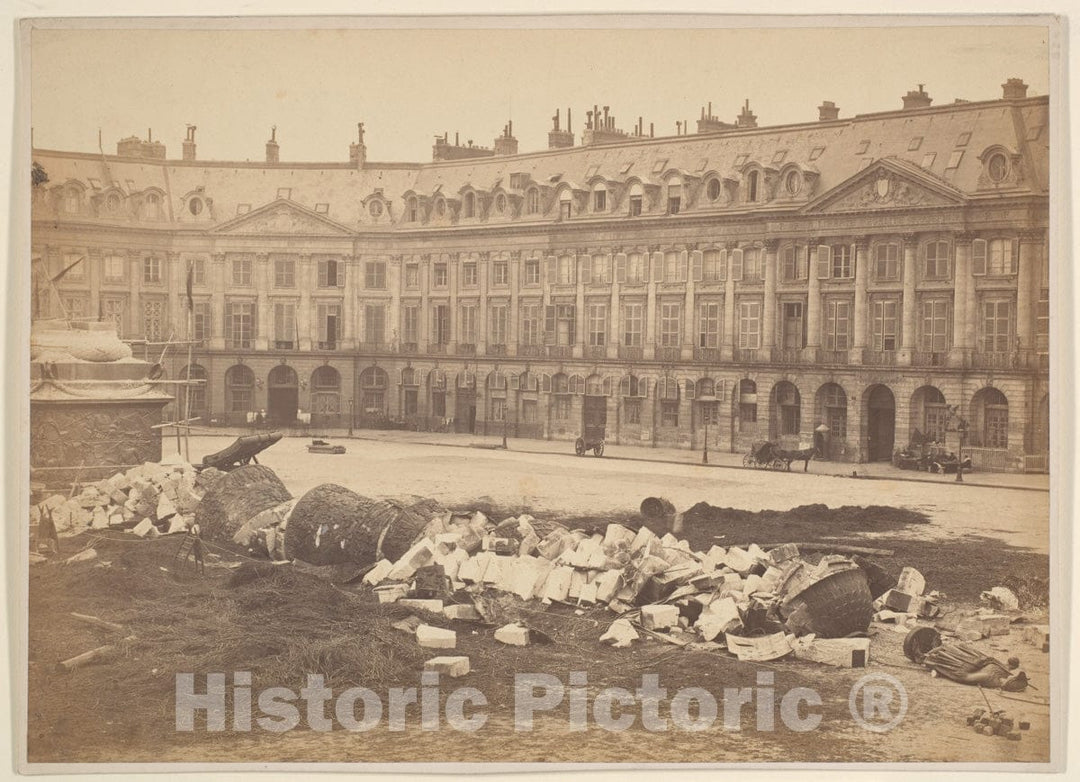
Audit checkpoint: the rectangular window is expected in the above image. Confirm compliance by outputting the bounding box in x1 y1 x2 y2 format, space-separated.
588 303 607 347
365 260 386 289
318 258 345 288
924 241 950 279
622 302 644 346
660 302 682 347
545 304 575 346
492 260 509 286
625 253 646 284
629 196 642 216
520 303 540 345
405 264 420 288
589 254 610 284
702 249 725 282
781 302 804 349
62 296 87 319
556 255 575 285
874 244 900 280
985 407 1009 449
226 301 254 349
364 304 386 345
662 251 686 283
925 405 949 443
402 305 420 345
461 261 478 287
433 262 448 288
232 256 253 287
273 301 295 349
274 256 295 288
661 401 679 427
831 245 853 279
103 298 124 338
1036 293 1049 353
189 257 206 286
490 304 508 345
192 302 212 343
560 201 572 220
738 301 761 349
624 399 642 425
316 302 341 349
825 300 851 351
524 257 540 286
742 248 764 281
459 304 478 344
143 256 162 284
781 246 804 281
698 301 721 348
433 305 452 345
981 299 1014 353
920 299 950 353
872 299 899 351
594 190 607 211
553 396 572 421
63 252 85 280
104 253 126 282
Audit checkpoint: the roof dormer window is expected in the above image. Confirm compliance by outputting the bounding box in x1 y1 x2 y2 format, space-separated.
525 188 540 214
593 186 607 212
747 170 760 203
463 192 475 218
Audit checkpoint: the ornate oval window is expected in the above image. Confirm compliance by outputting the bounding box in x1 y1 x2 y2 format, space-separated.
435 198 446 217
369 200 384 217
784 170 801 196
706 177 722 201
106 193 121 211
188 197 203 216
495 193 507 212
987 152 1009 183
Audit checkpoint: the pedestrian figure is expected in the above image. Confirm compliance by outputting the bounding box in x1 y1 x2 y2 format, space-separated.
814 423 830 459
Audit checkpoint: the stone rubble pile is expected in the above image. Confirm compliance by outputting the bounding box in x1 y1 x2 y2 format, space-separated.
365 509 888 663
32 459 206 539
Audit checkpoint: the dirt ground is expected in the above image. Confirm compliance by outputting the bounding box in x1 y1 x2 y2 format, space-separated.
27 494 1050 765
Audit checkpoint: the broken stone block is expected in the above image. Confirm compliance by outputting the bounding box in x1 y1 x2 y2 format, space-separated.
91 507 109 529
131 518 156 538
882 589 918 613
375 584 409 604
482 554 510 585
108 513 124 527
980 586 1020 611
363 559 395 586
768 543 800 565
442 604 481 621
568 568 588 600
956 614 1012 640
640 604 680 631
602 523 636 552
743 573 764 595
456 555 482 584
416 624 456 649
897 567 926 597
518 531 540 557
399 599 444 613
702 545 727 571
599 618 639 648
578 581 599 605
387 539 436 581
535 528 572 560
723 547 756 575
542 566 574 602
424 656 470 678
65 548 98 564
795 637 871 668
695 596 741 641
630 525 658 554
166 515 190 535
593 568 623 603
494 623 531 646
434 532 463 554
155 493 178 521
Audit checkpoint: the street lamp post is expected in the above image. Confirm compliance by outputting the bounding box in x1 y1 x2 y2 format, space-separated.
703 409 709 464
348 398 354 436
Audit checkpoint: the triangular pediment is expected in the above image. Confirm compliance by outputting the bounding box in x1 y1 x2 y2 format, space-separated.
210 199 355 236
802 158 968 214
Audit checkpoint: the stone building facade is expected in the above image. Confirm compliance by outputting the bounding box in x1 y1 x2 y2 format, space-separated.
30 81 1050 470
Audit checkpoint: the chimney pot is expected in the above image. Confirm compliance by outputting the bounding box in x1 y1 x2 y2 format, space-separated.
1002 77 1029 99
818 100 840 121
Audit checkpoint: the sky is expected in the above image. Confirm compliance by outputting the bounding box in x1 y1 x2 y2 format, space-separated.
29 21 1052 164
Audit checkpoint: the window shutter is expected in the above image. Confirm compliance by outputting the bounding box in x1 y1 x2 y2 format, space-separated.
678 250 689 283
651 251 664 282
317 260 327 288
571 254 578 284
972 239 987 276
691 250 703 282
640 377 649 398
224 302 233 337
615 253 627 283
580 256 592 285
337 260 346 288
685 379 696 400
731 249 744 281
718 249 728 281
817 245 831 279
541 373 552 393
1009 239 1019 275
546 255 557 284
603 376 613 396
761 252 768 280
544 305 556 344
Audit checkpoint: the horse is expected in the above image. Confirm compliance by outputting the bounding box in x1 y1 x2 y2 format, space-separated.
776 446 817 472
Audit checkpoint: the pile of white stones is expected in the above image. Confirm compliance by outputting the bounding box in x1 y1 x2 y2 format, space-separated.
32 459 203 539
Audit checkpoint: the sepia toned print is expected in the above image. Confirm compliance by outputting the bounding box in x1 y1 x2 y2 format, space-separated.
21 17 1058 770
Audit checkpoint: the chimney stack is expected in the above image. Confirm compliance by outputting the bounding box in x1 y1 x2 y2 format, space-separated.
901 84 933 110
494 119 518 156
266 126 280 163
548 107 574 149
1002 77 1028 100
818 101 840 121
182 124 197 161
349 121 367 167
736 99 758 128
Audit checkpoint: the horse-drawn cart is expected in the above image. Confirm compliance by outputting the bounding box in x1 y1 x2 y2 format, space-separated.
742 440 788 470
574 395 607 457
